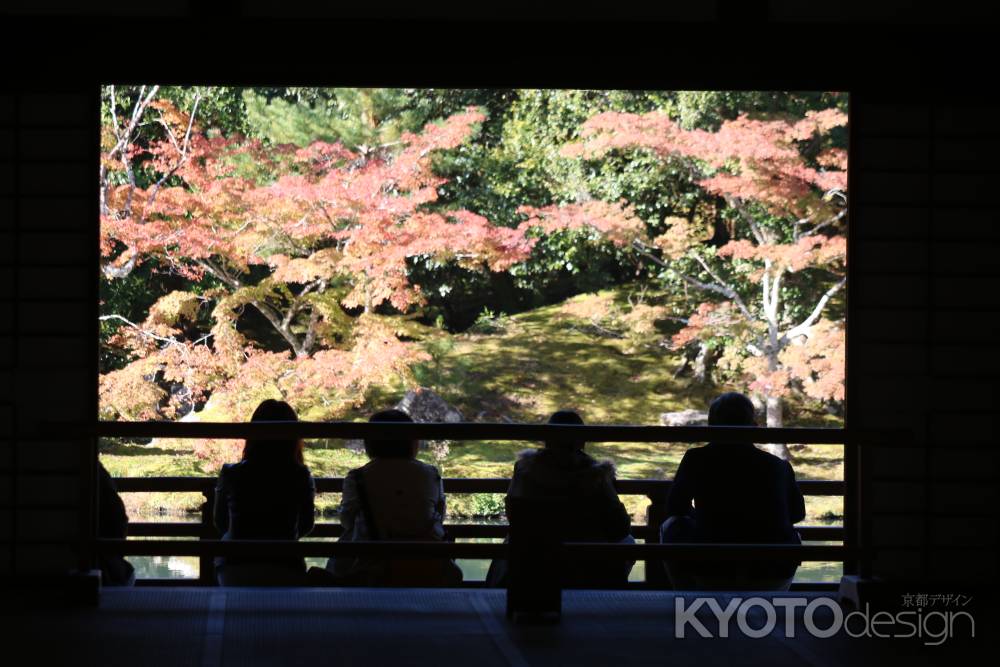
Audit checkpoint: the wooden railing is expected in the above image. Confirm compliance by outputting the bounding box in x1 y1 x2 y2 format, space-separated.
114 476 845 587
91 421 878 589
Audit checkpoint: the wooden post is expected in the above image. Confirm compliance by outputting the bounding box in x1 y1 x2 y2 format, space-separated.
645 495 670 588
505 497 562 623
200 488 216 586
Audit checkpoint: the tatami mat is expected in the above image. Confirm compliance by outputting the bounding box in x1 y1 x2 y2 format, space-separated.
4 588 985 666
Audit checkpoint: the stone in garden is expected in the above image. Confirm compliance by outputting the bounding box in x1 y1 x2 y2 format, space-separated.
659 409 708 426
346 388 463 453
396 387 464 423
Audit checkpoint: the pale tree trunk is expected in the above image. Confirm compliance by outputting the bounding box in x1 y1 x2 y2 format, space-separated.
760 393 790 461
692 341 710 383
758 261 791 461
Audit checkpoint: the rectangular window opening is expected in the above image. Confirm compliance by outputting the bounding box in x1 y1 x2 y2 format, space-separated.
96 87 850 586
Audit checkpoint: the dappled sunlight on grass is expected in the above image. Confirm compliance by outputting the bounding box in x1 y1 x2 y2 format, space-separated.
420 290 723 425
787 445 845 479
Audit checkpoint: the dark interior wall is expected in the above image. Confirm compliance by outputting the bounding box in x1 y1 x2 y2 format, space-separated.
0 3 997 585
0 91 95 576
850 97 1000 582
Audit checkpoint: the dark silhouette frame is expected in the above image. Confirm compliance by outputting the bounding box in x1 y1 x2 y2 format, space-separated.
50 38 875 586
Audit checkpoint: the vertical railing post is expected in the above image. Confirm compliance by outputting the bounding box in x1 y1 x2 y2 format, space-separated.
506 497 562 622
644 494 670 588
858 435 873 580
843 434 858 577
200 487 216 586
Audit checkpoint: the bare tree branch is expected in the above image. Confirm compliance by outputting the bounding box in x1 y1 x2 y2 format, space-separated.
727 198 767 245
99 314 186 349
301 302 323 354
197 258 241 289
100 85 161 276
630 240 756 325
101 254 138 280
106 85 160 219
146 91 202 210
199 260 308 357
780 277 846 344
254 298 306 358
807 208 847 237
690 253 755 322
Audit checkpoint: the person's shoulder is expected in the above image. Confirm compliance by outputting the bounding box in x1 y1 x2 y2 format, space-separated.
576 458 617 489
779 457 797 476
750 447 795 473
512 448 545 475
680 445 709 462
592 458 616 478
673 445 711 476
292 462 314 482
376 458 443 487
361 457 439 477
411 458 442 479
218 462 240 477
215 462 243 490
751 446 787 464
514 448 541 465
574 450 616 478
98 464 119 491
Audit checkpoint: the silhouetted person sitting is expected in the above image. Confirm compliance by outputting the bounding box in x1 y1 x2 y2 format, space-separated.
487 410 634 588
325 409 462 586
214 399 315 586
660 392 806 591
97 462 135 586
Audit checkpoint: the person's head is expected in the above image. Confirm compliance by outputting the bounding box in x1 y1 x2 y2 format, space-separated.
544 409 586 451
707 392 757 427
242 399 304 465
364 409 418 459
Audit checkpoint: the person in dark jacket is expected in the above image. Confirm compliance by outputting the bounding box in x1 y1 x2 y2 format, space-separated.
487 410 634 587
97 462 135 586
660 392 806 590
213 399 315 586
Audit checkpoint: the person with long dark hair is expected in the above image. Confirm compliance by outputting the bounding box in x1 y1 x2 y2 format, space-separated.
213 399 316 586
97 462 135 586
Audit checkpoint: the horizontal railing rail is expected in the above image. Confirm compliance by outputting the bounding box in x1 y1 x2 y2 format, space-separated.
125 521 846 542
113 476 846 496
86 421 874 588
114 475 847 587
116 477 845 544
99 539 853 562
89 421 878 444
